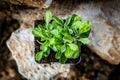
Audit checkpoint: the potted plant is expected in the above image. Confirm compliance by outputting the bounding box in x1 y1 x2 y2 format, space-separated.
32 11 91 64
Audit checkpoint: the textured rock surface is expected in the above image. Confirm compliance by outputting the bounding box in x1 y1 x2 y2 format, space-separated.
74 2 120 64
6 23 70 80
4 0 52 8
10 0 120 64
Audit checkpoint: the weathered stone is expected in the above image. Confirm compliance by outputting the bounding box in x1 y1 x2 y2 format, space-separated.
4 0 52 8
6 23 70 80
74 2 120 64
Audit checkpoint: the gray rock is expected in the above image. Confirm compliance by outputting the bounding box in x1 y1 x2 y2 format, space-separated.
74 2 120 64
6 23 70 80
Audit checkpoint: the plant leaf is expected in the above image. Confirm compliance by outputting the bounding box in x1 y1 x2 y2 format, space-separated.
61 44 66 53
37 24 43 28
55 34 62 40
55 52 62 59
71 14 77 23
51 45 58 52
50 38 56 45
80 30 90 38
64 16 72 27
64 46 73 58
78 38 90 44
50 38 61 45
71 21 82 30
44 10 52 27
57 25 63 33
37 40 42 44
35 51 43 61
59 54 67 64
65 44 79 59
53 16 63 26
48 23 54 30
68 29 73 34
50 29 58 35
40 41 50 52
62 28 68 35
43 48 50 57
72 51 79 59
52 21 58 29
32 27 49 40
73 15 82 22
63 34 73 43
56 45 62 51
32 28 41 37
41 28 48 37
79 21 91 34
71 14 81 24
68 43 78 51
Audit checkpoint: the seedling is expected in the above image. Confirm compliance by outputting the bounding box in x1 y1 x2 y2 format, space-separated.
32 11 91 64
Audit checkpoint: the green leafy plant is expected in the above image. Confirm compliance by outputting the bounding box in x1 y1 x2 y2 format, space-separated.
32 10 91 64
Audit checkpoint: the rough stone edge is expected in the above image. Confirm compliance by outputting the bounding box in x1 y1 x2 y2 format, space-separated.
6 23 70 80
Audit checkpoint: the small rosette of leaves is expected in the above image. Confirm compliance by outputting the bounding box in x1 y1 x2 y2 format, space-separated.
32 11 91 64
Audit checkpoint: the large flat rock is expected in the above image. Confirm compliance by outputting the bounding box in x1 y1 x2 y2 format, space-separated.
6 23 70 80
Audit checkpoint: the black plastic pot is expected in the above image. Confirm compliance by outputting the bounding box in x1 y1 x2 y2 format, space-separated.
34 20 81 64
